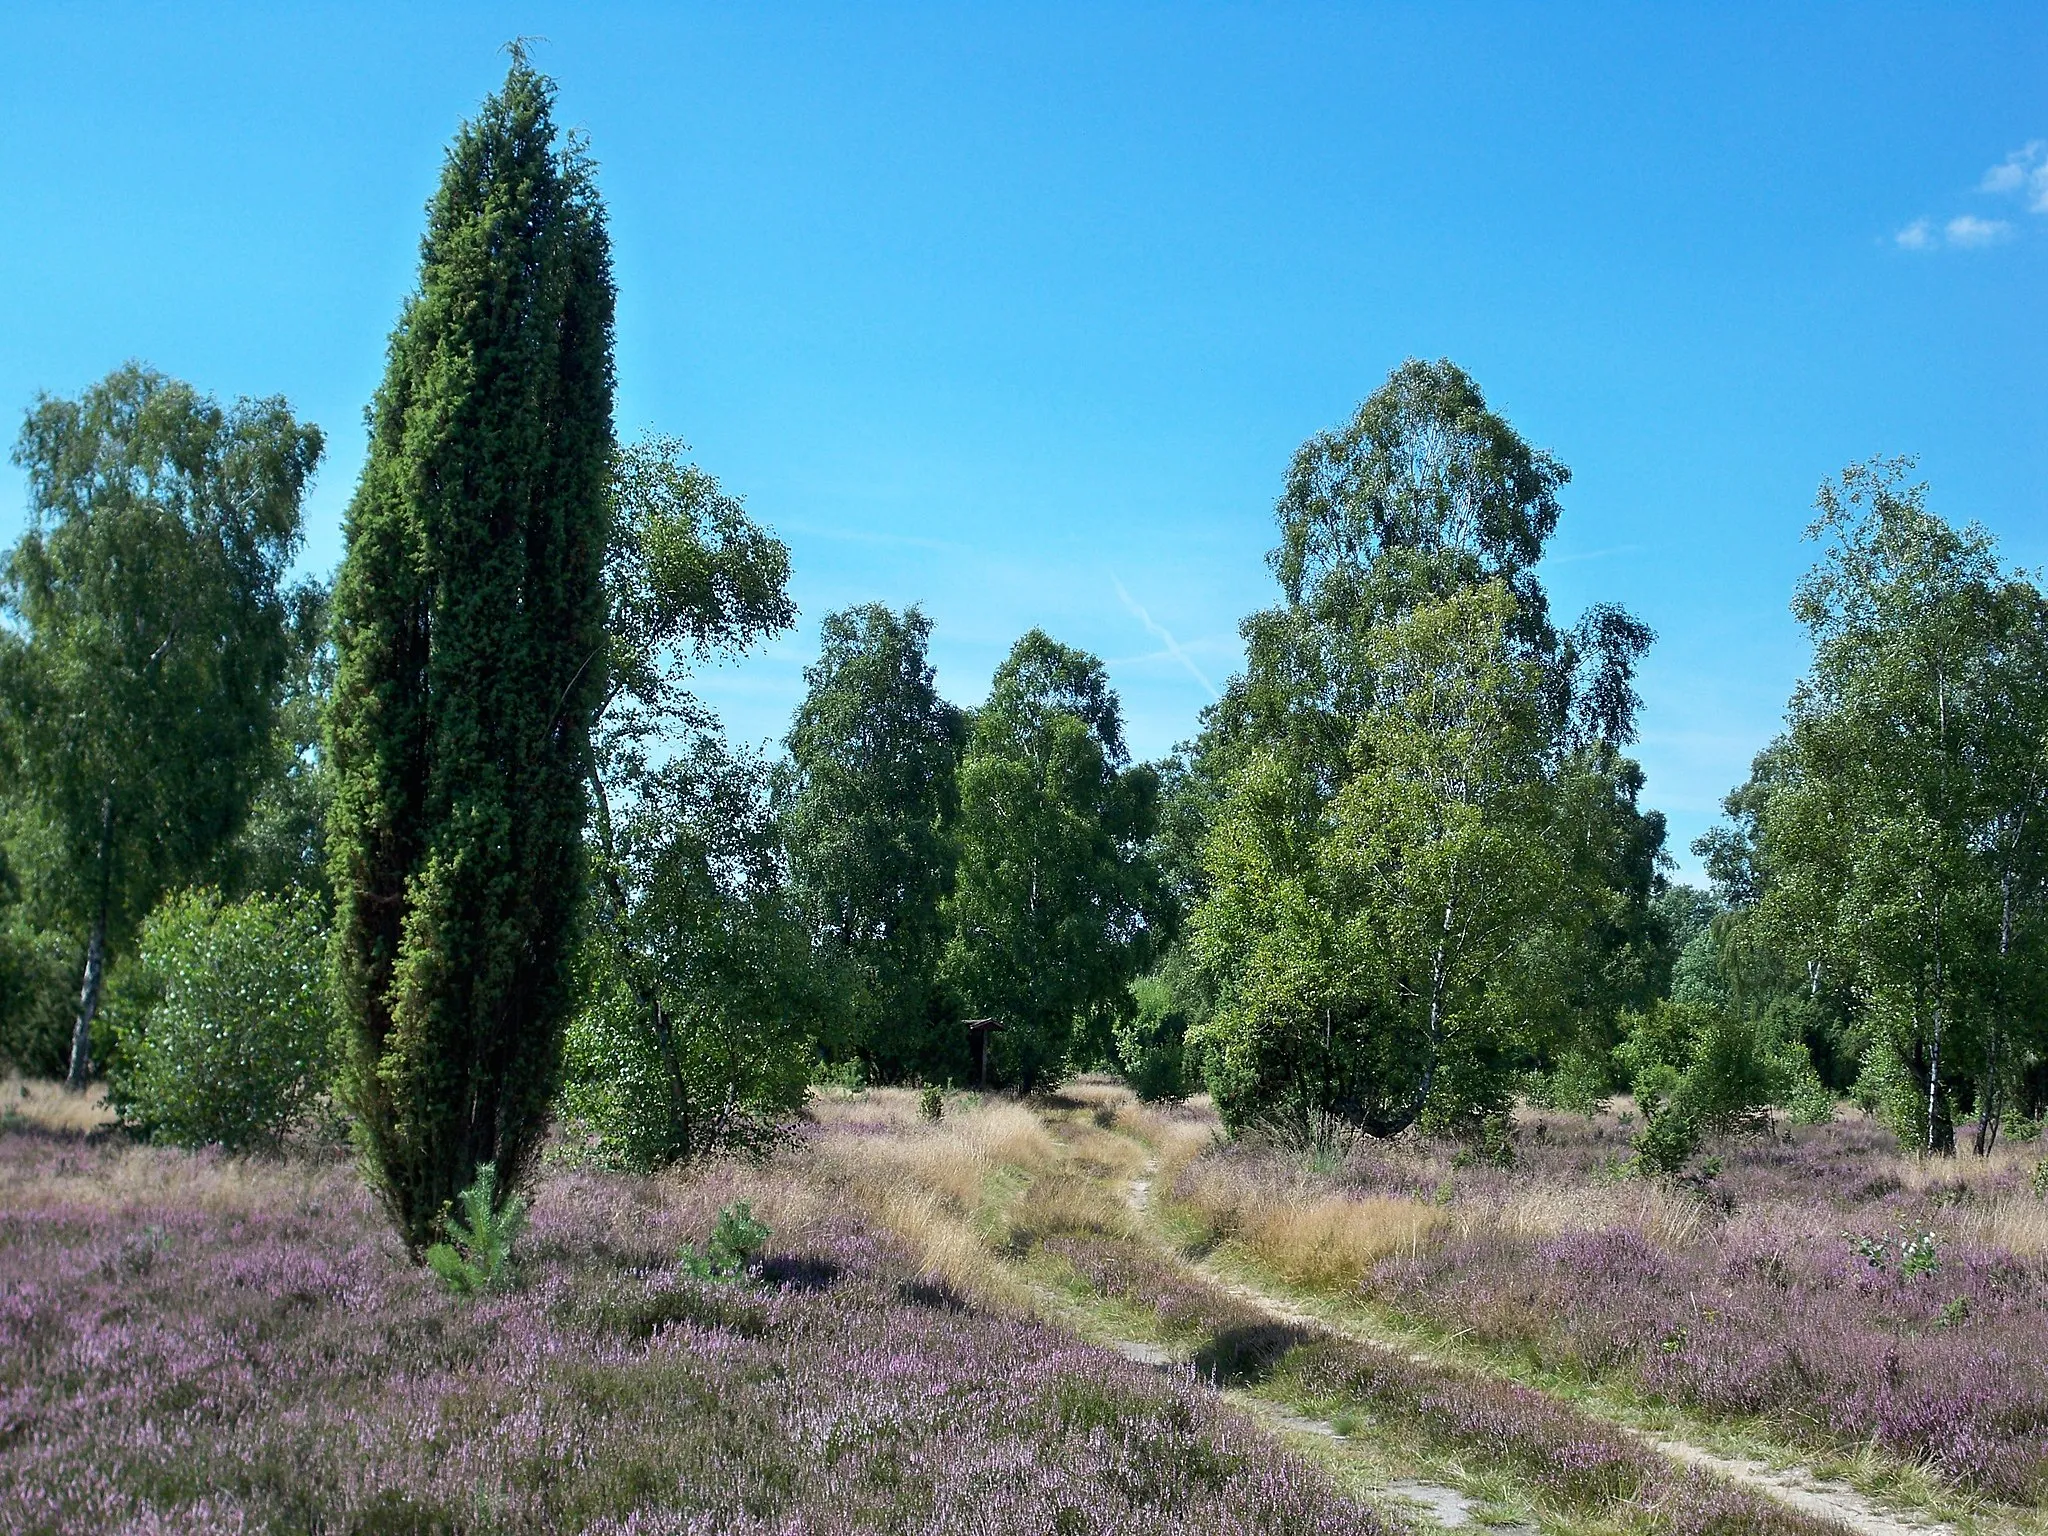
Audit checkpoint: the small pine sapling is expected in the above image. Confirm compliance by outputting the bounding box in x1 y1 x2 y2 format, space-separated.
919 1084 945 1121
679 1200 770 1282
425 1163 528 1295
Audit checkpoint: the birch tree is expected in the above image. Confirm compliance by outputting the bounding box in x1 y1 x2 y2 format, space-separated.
2 364 320 1087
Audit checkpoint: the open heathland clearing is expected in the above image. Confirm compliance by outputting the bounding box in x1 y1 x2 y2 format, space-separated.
7 1080 2048 1533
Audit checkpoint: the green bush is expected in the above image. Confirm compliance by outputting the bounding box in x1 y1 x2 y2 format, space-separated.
0 917 80 1078
425 1163 528 1294
1116 974 1190 1102
1852 1040 1927 1148
1524 1047 1612 1116
679 1201 771 1282
105 888 331 1150
1615 1000 1804 1177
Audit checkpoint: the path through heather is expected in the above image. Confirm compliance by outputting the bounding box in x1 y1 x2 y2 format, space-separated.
1116 1135 1959 1536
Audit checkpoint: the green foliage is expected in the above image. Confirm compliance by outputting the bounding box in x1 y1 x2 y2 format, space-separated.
1667 926 1732 1011
2031 1159 2048 1200
1193 585 1590 1142
1700 462 2048 1155
424 1163 528 1295
566 435 813 1173
566 740 823 1170
1853 1038 1928 1147
0 849 77 1076
1616 1000 1810 1176
944 630 1165 1090
1899 1230 1941 1280
1525 1046 1612 1116
326 62 614 1253
678 1200 770 1282
1451 1114 1517 1169
103 888 330 1150
813 1057 868 1096
212 587 334 904
1783 1056 1837 1126
1117 974 1191 1102
918 1083 945 1121
2 363 321 1084
783 604 965 1081
1184 362 1663 1145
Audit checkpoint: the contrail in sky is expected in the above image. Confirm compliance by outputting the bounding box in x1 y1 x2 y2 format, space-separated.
1113 578 1219 700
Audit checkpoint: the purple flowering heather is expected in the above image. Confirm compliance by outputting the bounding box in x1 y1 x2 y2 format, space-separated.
1185 1112 2048 1501
1042 1234 1843 1534
0 1130 1388 1535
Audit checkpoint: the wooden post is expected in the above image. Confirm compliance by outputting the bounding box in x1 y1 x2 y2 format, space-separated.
964 1018 1004 1090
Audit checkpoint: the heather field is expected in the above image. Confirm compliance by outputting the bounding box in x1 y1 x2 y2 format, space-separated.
1163 1101 2048 1521
0 1091 1383 1536
9 1077 2047 1534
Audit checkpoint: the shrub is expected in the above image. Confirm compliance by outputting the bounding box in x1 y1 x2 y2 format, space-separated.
425 1163 528 1294
561 741 826 1172
919 1083 945 1121
1852 1039 1926 1148
105 888 331 1150
679 1200 771 1282
1524 1047 1611 1116
0 914 79 1078
1616 1001 1799 1176
1117 974 1190 1102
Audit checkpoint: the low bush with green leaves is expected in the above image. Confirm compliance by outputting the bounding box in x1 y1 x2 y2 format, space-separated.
918 1083 945 1121
105 888 331 1150
679 1200 770 1282
425 1163 528 1295
1116 973 1191 1102
1616 1000 1813 1177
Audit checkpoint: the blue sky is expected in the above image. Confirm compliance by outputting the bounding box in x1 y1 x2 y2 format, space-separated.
4 5 2045 878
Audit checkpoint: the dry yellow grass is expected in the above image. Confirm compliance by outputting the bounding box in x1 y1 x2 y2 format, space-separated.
1081 1085 1221 1190
809 1088 1057 1209
1954 1193 2048 1257
806 1088 1062 1305
1 1074 116 1137
1174 1151 1444 1285
1001 1168 1131 1251
1239 1193 1443 1286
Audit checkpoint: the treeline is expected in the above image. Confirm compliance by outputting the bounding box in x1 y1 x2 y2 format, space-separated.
1688 463 2048 1156
1 62 2041 1256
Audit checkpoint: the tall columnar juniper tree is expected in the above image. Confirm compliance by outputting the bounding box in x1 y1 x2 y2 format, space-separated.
326 57 614 1253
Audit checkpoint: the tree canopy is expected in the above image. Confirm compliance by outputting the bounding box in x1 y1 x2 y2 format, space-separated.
783 603 965 1081
945 630 1165 1089
1699 461 2048 1153
1 363 321 1086
1184 360 1664 1142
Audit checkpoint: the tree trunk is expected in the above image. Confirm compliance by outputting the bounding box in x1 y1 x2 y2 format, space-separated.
67 912 107 1090
65 797 115 1091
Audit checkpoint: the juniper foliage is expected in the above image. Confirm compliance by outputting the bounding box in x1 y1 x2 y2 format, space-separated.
326 58 614 1252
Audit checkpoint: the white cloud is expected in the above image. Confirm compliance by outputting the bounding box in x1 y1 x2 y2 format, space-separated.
1945 214 2012 248
1900 140 2046 254
1980 141 2048 212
